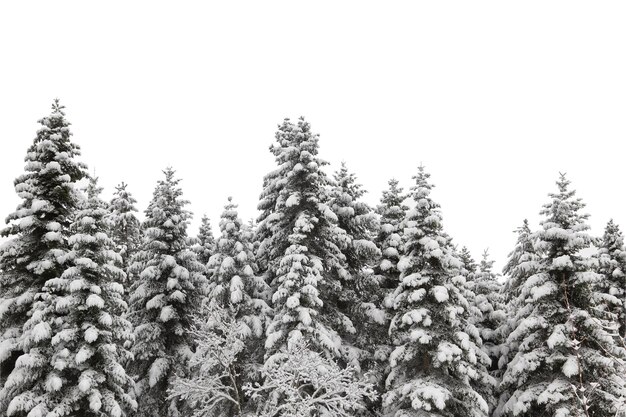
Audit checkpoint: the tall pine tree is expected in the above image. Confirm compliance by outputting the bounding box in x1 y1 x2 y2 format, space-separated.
0 100 88 391
127 168 206 417
330 163 383 414
383 166 492 417
494 220 542 416
257 117 352 360
499 174 626 416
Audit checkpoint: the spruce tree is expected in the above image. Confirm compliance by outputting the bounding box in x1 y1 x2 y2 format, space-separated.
375 178 408 290
330 163 383 414
257 117 351 360
597 219 626 340
1 177 136 416
459 246 478 276
193 215 216 266
206 197 269 324
0 100 88 391
494 220 542 416
107 182 141 277
383 166 492 417
330 163 382 353
473 250 505 382
127 168 206 417
499 174 626 416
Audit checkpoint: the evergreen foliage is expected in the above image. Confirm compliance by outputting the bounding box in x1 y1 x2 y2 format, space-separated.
193 215 216 266
256 118 351 360
383 166 492 417
127 168 206 417
107 182 141 277
1 177 136 416
0 100 88 394
499 174 626 417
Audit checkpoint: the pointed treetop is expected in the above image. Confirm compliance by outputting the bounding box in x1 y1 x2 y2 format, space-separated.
541 173 588 229
479 249 494 274
51 98 66 115
86 176 104 201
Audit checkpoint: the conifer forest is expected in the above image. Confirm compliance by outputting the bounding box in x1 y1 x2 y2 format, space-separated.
0 100 625 417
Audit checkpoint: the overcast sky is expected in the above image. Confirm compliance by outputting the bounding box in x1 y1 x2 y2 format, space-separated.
1 1 625 271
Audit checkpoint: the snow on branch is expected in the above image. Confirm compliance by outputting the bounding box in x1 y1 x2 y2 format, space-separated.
168 306 245 416
244 339 377 417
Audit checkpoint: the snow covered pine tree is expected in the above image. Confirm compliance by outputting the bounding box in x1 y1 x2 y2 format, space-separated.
473 250 505 374
107 182 142 279
499 174 626 416
1 176 136 416
330 163 383 414
255 118 374 415
192 214 216 266
494 219 542 416
384 165 493 417
0 100 88 404
127 168 206 417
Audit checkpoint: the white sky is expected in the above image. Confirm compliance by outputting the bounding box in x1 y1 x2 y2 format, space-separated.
1 1 625 271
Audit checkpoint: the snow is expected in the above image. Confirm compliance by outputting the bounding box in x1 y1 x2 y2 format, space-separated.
561 355 579 377
286 193 300 207
149 358 169 387
45 374 63 392
19 216 35 229
30 199 50 212
75 346 94 364
432 285 449 302
552 255 573 269
31 322 52 342
160 306 176 322
84 327 99 343
86 294 105 309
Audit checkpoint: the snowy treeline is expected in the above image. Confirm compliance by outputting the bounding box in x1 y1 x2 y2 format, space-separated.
0 100 625 417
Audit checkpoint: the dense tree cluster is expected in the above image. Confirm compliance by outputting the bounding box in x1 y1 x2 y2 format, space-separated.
0 102 624 416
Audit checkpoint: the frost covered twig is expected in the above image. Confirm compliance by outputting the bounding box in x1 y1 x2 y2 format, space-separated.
244 339 377 417
169 307 246 416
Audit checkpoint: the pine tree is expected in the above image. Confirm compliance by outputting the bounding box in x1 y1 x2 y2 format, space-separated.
499 174 626 416
597 219 626 340
127 168 206 417
107 182 141 277
330 163 382 352
1 176 136 416
257 117 351 360
473 250 506 385
494 220 542 416
193 215 216 266
0 100 88 392
375 178 408 290
330 163 383 413
383 166 492 417
459 246 478 276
